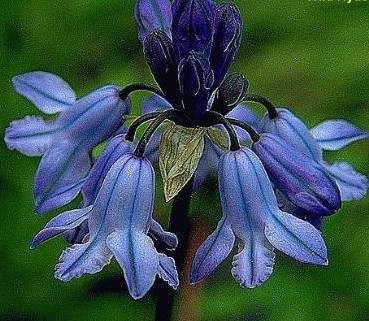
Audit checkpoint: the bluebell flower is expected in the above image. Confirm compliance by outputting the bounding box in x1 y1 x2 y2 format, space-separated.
5 71 130 213
191 148 327 288
5 0 368 302
32 154 179 299
252 133 341 216
258 108 368 202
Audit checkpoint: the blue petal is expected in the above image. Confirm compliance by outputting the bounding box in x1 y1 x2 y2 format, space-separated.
158 254 179 289
275 189 323 231
311 120 369 151
106 230 161 300
54 155 135 281
4 116 58 156
258 108 322 161
63 220 89 244
55 86 130 144
149 220 178 251
34 86 130 213
55 243 112 281
34 141 91 213
227 104 260 142
227 104 260 129
231 232 274 289
253 134 341 216
135 0 172 43
219 149 276 288
325 162 368 201
13 72 76 114
82 135 134 206
141 94 171 114
190 216 235 284
193 138 222 191
31 206 92 249
265 210 328 265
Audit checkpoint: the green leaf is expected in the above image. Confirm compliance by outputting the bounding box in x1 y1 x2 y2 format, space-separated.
206 127 230 150
159 124 206 201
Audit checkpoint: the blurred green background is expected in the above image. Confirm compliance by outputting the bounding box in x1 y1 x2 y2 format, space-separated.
1 0 369 320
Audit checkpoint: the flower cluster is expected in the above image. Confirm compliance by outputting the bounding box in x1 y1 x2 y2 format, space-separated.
4 0 368 299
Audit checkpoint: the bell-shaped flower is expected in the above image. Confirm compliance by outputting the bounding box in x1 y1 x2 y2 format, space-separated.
259 108 368 202
32 154 179 299
252 133 341 216
134 0 172 43
5 72 131 213
190 148 327 288
172 0 217 58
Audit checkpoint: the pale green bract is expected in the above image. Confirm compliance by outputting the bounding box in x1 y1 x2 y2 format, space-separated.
159 123 206 201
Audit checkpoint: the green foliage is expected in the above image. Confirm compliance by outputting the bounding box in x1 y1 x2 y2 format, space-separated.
1 0 368 320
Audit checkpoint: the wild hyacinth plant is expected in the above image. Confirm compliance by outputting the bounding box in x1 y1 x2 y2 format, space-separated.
4 0 369 320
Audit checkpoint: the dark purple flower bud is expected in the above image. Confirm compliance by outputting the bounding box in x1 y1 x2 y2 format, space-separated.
178 52 214 121
252 133 341 216
134 0 172 43
211 3 242 87
172 0 217 58
211 73 248 115
144 31 181 107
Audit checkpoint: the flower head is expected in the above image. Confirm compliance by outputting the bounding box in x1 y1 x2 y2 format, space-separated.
4 0 368 302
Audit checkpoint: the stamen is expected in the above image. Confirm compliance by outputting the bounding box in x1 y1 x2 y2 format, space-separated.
243 94 278 119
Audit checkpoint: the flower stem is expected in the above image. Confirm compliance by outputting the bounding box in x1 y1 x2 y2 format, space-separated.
243 93 279 119
119 83 167 101
154 177 195 321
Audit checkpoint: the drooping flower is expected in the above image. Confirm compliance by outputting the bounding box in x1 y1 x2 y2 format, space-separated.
5 71 131 213
32 154 179 299
4 0 368 301
191 148 327 288
258 108 368 203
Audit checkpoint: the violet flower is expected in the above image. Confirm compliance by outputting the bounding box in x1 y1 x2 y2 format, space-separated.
4 0 368 302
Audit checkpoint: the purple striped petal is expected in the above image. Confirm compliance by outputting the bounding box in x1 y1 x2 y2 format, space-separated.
265 210 328 265
33 141 91 213
54 155 135 282
190 217 235 284
258 108 322 161
4 116 58 157
325 162 368 201
253 134 341 216
82 135 134 206
149 220 178 251
219 149 276 288
34 86 130 213
13 72 76 114
311 120 369 151
31 206 92 249
107 230 160 299
135 0 172 43
158 254 179 289
34 141 91 213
